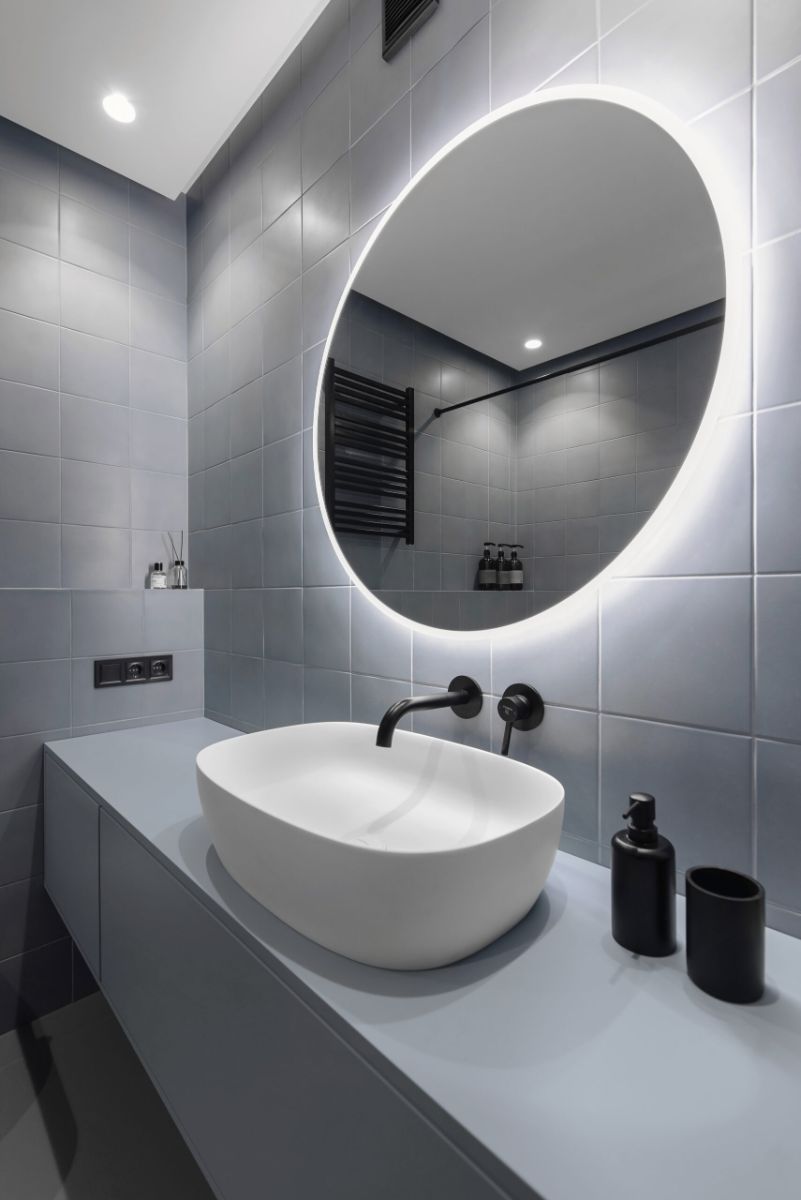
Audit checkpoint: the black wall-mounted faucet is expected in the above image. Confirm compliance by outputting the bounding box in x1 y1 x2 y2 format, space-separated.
376 676 483 748
497 684 544 755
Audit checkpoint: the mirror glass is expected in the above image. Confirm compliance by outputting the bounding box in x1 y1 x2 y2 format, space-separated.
317 97 725 631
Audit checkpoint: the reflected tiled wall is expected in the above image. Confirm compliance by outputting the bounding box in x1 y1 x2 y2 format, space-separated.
0 117 188 588
0 589 203 1033
332 290 516 626
182 0 801 938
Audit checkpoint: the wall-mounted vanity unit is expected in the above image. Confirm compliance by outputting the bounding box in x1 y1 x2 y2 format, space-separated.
44 720 801 1200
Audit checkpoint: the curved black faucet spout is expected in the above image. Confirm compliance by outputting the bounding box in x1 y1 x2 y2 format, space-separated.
376 676 483 748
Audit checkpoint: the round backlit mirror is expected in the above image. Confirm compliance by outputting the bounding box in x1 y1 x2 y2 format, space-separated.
316 94 725 632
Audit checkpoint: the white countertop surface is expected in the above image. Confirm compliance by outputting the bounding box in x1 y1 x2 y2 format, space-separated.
46 718 801 1200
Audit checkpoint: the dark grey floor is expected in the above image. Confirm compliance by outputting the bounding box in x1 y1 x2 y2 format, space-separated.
0 993 215 1199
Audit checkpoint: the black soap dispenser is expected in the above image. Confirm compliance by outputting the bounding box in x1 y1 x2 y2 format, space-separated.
496 544 508 590
611 793 676 957
477 542 497 591
508 544 524 590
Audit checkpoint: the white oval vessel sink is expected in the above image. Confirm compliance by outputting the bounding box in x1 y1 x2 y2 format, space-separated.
196 723 564 970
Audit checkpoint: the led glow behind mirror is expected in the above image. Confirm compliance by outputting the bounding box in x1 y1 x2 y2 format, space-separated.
315 88 735 636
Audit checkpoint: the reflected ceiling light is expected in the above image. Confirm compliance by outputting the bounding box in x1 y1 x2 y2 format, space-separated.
524 337 543 350
102 93 136 123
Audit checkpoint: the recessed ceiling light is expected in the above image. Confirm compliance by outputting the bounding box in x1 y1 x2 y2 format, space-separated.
102 93 136 124
524 337 543 351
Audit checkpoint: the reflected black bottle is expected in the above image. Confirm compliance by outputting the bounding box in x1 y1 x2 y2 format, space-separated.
611 793 677 957
477 543 497 590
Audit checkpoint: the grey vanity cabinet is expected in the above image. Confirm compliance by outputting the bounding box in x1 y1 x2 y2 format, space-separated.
43 756 100 976
98 812 511 1200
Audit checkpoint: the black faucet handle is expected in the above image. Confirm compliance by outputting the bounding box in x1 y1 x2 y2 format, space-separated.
497 684 544 756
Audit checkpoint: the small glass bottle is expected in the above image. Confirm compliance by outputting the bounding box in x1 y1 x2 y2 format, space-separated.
171 559 188 589
150 561 168 589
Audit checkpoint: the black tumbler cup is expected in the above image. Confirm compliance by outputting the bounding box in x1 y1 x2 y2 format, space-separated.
685 866 765 1003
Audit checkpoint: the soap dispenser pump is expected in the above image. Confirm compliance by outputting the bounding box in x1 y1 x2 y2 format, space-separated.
611 793 676 957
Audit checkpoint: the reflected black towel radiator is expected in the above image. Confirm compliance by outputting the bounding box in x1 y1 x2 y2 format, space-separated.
324 358 415 544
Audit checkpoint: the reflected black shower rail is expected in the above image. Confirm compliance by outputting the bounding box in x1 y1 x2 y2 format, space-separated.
433 299 725 419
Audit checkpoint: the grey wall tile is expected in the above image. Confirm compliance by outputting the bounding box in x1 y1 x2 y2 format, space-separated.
263 201 302 300
303 666 350 723
302 154 350 270
130 349 187 418
129 182 186 246
0 876 66 959
70 655 143 726
231 449 262 524
757 404 801 572
755 576 801 742
131 288 185 359
61 393 130 466
601 715 752 873
263 510 303 587
756 738 801 913
0 805 43 886
72 590 144 656
62 459 129 528
262 434 302 515
0 118 58 189
0 450 60 522
230 378 264 457
413 0 488 84
230 654 264 727
0 660 70 737
601 578 752 732
1 730 69 814
0 237 58 323
503 705 599 842
304 586 350 670
60 195 129 282
756 60 801 246
301 66 350 189
60 328 129 406
60 261 129 344
351 96 411 232
351 26 410 143
302 506 349 587
492 597 598 710
131 410 187 475
0 166 58 256
0 380 59 456
131 470 186 531
600 0 751 120
0 592 69 662
262 279 302 374
204 590 231 653
351 673 411 727
130 227 186 302
756 0 801 79
263 588 303 664
0 310 57 389
231 590 264 658
411 18 490 175
60 149 129 222
230 310 263 393
491 0 596 107
264 658 303 727
261 123 302 230
141 649 203 716
61 525 130 588
302 243 350 350
205 649 231 716
0 520 60 587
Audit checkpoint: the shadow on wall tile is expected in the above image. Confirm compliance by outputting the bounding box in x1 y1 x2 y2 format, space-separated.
600 577 751 732
231 589 264 658
500 705 599 843
491 0 596 109
205 649 231 718
204 590 232 654
0 805 43 886
60 195 130 284
756 738 801 914
0 877 67 960
230 655 265 728
0 938 72 1036
599 0 751 121
411 18 489 175
600 714 752 874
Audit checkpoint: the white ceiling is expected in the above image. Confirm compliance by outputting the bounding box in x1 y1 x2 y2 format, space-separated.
356 100 725 371
0 0 328 198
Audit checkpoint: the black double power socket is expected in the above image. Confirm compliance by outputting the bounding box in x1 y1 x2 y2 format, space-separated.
93 655 173 688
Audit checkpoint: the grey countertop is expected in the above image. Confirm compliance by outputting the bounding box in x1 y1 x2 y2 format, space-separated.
47 718 801 1200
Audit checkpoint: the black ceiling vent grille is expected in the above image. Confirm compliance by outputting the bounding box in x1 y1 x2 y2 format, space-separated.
383 0 439 61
